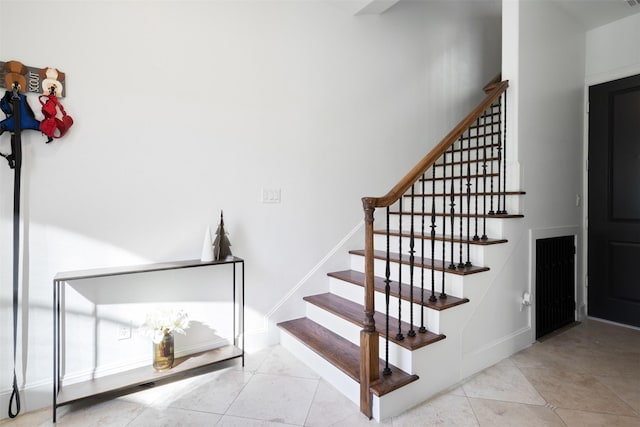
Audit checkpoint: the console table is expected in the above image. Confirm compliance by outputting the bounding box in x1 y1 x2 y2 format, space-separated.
52 257 244 422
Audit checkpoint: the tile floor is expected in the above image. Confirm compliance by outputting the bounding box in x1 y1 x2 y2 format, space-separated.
1 318 638 426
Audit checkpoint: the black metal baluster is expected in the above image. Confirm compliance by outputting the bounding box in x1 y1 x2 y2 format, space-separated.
408 185 416 338
430 166 437 304
473 116 481 242
449 146 456 271
488 105 496 216
396 198 404 341
441 152 447 299
496 97 503 215
499 91 508 215
481 132 488 241
384 207 392 376
465 131 473 268
458 136 465 269
420 172 428 332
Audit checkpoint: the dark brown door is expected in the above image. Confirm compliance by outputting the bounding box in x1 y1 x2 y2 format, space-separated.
588 74 640 328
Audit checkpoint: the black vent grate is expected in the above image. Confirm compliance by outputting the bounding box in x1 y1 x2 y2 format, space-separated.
536 236 575 339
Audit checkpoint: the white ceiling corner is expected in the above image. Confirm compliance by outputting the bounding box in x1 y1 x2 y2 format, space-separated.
328 0 401 16
354 0 401 15
552 0 640 30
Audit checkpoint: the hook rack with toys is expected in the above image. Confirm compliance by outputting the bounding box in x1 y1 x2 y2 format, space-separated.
1 60 73 147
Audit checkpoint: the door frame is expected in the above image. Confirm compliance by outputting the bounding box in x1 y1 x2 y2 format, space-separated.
583 67 640 325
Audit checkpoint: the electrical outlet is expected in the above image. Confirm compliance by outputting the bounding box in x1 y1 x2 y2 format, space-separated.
117 322 132 340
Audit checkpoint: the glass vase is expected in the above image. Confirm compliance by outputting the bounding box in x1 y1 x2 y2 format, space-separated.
153 331 174 371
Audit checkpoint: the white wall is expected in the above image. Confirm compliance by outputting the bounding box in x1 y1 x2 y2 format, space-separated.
460 0 586 369
0 0 501 416
586 13 640 86
518 0 585 320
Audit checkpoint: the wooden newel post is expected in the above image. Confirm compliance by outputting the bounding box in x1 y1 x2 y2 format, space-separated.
360 197 379 419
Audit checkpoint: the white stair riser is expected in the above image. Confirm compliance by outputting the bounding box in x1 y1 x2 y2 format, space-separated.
329 277 443 334
416 175 506 193
374 234 486 266
280 330 360 405
348 256 466 299
387 215 505 239
304 302 414 372
393 195 521 218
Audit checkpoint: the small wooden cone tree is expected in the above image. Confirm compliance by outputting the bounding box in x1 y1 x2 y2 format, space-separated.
213 210 232 260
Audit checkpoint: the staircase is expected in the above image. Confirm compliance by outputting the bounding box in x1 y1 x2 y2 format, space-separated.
278 76 524 421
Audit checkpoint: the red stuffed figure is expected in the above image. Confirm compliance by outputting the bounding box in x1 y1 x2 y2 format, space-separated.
39 93 73 142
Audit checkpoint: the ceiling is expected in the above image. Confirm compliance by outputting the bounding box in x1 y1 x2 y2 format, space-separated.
342 0 640 30
552 0 640 30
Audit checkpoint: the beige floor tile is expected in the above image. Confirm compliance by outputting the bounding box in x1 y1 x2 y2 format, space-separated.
225 373 318 425
332 412 393 427
55 397 146 426
586 349 640 380
126 407 222 426
469 397 565 427
304 379 361 426
233 346 274 373
214 414 293 426
510 341 592 375
448 385 466 397
257 344 321 379
392 393 479 427
462 359 545 405
0 407 53 427
595 375 640 414
167 368 253 414
519 366 637 416
556 408 640 427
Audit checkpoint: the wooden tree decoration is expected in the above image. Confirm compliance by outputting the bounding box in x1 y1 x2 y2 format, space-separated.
213 210 232 260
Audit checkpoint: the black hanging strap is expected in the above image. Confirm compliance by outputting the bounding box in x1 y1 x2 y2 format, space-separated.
8 84 22 419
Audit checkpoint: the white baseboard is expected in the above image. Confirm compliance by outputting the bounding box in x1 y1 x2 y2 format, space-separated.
460 326 533 379
0 380 52 422
588 316 640 332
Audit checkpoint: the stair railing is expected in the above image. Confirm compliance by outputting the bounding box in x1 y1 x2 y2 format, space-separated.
359 76 508 418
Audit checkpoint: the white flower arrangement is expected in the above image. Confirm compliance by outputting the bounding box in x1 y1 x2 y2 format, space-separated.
140 308 190 344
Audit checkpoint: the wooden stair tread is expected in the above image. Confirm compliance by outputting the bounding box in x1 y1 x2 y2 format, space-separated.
449 142 500 153
375 230 508 245
404 191 526 198
304 293 445 351
278 317 419 397
328 269 469 311
421 172 499 182
349 249 489 275
434 156 500 167
390 211 524 219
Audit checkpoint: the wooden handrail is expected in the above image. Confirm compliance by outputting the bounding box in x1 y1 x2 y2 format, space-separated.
483 72 502 93
361 80 508 210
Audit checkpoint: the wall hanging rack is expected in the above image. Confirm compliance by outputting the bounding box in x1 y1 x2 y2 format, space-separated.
1 59 72 419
